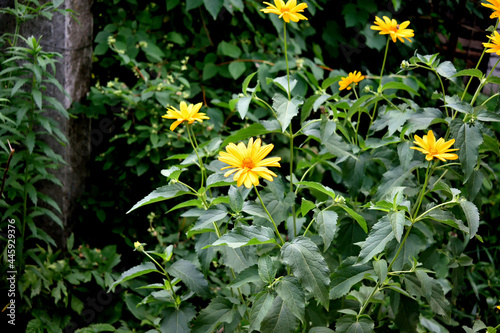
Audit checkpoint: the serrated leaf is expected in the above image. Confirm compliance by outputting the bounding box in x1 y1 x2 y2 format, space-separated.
108 262 158 291
160 304 197 333
315 210 338 251
386 228 427 271
258 255 277 284
459 199 480 239
219 246 257 273
389 210 406 242
229 265 262 288
451 120 483 182
445 98 473 114
127 183 191 213
281 237 330 309
357 216 395 265
228 185 244 213
26 131 35 154
272 93 302 132
300 198 316 217
32 88 43 109
336 315 375 333
209 225 277 248
373 259 388 283
260 296 299 333
339 205 368 233
273 76 297 96
275 276 305 323
452 68 483 79
192 297 235 333
330 257 373 299
168 259 210 298
249 291 275 332
394 296 419 333
221 123 275 147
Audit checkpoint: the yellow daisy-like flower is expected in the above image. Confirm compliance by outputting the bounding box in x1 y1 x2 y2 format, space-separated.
260 0 308 23
162 101 209 131
482 0 500 19
483 31 500 55
410 130 459 162
370 16 414 43
218 137 281 188
339 71 365 91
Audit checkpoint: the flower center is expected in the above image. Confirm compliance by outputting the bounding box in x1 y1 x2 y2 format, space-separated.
242 157 255 169
429 148 438 155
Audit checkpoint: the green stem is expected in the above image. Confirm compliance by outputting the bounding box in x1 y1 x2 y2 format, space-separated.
411 161 433 220
470 58 500 106
187 124 205 189
144 252 179 309
387 225 412 271
294 161 320 195
255 186 284 246
284 23 291 101
368 37 390 132
413 199 457 223
461 20 499 101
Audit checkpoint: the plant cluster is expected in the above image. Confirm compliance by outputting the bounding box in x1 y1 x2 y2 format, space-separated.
108 1 500 332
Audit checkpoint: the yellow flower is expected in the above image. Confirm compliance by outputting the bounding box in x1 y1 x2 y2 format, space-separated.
162 101 209 131
484 31 500 55
482 0 500 18
218 137 281 188
370 16 414 43
260 0 308 23
339 71 365 91
410 130 459 162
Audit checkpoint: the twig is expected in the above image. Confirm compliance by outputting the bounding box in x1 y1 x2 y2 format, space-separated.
0 140 15 198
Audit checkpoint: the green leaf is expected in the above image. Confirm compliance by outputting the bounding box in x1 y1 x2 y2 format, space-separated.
209 225 278 248
192 297 235 333
309 328 336 333
127 183 191 213
296 181 336 200
330 257 373 299
228 185 244 213
236 96 251 118
160 304 197 333
406 107 444 134
459 199 480 239
219 246 257 273
452 68 483 79
281 237 331 309
445 98 474 114
168 259 210 298
357 216 395 265
74 323 116 333
404 274 451 322
258 255 277 284
336 315 375 333
203 0 224 19
108 262 158 291
394 296 419 333
242 71 258 95
389 210 406 242
451 119 483 182
206 173 235 189
381 81 419 96
161 166 186 181
229 61 246 79
315 210 338 251
374 164 417 201
386 229 427 271
26 131 35 154
186 0 203 11
373 259 388 284
272 93 302 132
260 296 300 333
273 76 297 96
219 41 241 58
202 62 217 81
300 198 316 217
32 88 43 109
229 265 262 288
249 291 275 332
436 61 457 79
188 209 228 234
339 205 368 233
275 276 305 323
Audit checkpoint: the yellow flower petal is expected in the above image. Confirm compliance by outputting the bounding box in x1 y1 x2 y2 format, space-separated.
162 101 209 131
411 130 459 162
339 71 365 91
370 16 414 43
260 0 308 23
218 137 281 188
